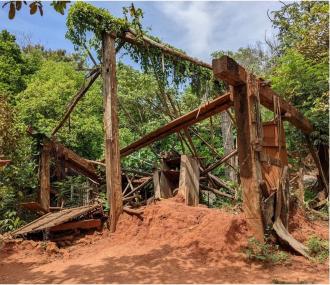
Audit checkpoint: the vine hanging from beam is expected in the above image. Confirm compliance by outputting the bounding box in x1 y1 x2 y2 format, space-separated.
65 2 214 94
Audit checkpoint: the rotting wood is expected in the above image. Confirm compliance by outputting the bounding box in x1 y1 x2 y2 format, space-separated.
49 219 101 232
207 173 235 194
212 56 313 134
51 68 100 136
39 142 51 212
178 155 200 206
102 33 123 232
121 93 232 157
273 218 310 258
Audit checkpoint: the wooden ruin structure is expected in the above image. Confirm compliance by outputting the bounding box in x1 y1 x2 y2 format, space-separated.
24 26 328 249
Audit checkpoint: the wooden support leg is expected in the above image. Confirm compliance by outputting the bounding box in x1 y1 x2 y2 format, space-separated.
102 33 123 232
179 155 200 206
39 142 51 212
231 81 265 242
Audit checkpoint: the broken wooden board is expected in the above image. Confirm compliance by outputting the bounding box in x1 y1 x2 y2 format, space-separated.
49 219 101 232
11 204 103 237
179 155 200 206
273 218 310 258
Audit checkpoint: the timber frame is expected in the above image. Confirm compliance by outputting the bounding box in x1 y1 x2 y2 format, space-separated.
35 25 327 244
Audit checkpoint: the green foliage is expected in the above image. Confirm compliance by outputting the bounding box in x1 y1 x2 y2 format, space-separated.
306 235 329 262
66 2 212 94
270 49 328 145
245 237 289 264
0 210 24 233
271 2 329 62
0 30 27 98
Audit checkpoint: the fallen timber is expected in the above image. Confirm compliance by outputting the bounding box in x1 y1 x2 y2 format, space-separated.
121 93 233 157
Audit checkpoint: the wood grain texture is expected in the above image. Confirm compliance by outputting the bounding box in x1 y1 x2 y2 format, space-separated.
102 33 123 232
179 155 200 206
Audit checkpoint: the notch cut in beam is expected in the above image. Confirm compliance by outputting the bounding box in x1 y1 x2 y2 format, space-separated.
120 93 233 157
212 56 313 134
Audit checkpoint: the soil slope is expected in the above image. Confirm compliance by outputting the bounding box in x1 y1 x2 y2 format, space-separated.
0 199 328 284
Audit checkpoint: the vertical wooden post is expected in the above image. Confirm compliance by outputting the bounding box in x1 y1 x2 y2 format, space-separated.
102 33 123 232
212 56 264 241
179 155 200 206
231 80 264 241
39 142 51 212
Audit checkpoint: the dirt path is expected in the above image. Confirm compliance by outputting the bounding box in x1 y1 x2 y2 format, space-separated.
1 200 328 284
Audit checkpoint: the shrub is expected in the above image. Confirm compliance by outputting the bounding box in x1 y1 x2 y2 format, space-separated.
245 237 288 264
306 235 329 262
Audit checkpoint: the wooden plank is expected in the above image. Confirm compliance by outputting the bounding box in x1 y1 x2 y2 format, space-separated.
49 219 101 232
153 170 161 199
273 218 310 258
102 33 123 232
229 77 265 242
121 93 233 157
178 155 200 206
212 56 313 134
39 142 51 212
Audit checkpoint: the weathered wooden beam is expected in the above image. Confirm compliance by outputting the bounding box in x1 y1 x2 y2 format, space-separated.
200 184 234 199
53 142 100 183
178 155 200 206
123 177 153 199
201 149 238 175
123 29 212 70
49 219 101 232
39 142 51 212
229 74 265 242
51 68 100 136
212 56 313 134
102 33 123 232
121 93 232 157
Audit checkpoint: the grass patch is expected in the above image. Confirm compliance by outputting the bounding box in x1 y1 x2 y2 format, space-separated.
306 235 329 262
245 237 289 264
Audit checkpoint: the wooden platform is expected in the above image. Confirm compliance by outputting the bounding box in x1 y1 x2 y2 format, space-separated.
11 204 103 237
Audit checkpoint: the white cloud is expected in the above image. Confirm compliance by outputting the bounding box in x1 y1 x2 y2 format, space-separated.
154 1 282 61
158 2 221 58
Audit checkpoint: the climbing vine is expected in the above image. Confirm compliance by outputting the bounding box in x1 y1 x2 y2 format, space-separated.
65 2 213 95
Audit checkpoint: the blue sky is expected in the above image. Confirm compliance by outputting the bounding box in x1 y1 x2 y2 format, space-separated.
0 1 282 62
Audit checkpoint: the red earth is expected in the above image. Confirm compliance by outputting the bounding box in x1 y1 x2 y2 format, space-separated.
0 198 328 284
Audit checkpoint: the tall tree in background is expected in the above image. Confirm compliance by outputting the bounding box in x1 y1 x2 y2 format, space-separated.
270 1 329 183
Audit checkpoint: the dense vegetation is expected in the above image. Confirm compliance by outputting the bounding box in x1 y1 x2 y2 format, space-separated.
0 2 328 232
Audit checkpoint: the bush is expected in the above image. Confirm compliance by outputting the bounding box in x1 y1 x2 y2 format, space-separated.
306 235 329 262
0 210 24 233
245 237 288 264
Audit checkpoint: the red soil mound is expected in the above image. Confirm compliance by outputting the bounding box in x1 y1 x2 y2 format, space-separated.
113 198 250 257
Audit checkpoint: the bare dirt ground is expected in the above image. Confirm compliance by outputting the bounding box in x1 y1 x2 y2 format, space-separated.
0 199 328 284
